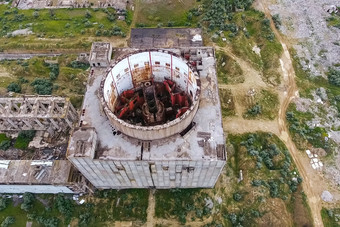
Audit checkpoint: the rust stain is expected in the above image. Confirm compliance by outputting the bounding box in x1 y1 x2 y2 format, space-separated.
132 66 152 85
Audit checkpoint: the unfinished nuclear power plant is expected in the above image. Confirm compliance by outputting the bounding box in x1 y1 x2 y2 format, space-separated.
0 28 226 192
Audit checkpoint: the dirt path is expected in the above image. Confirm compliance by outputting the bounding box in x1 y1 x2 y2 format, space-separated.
255 1 324 226
145 190 155 227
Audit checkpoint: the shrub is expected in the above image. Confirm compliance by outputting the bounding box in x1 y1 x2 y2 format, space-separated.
7 82 21 93
1 216 15 227
31 78 53 95
233 192 243 201
0 140 11 150
85 10 92 18
14 130 36 150
55 194 74 224
68 61 89 70
20 192 35 212
252 179 262 186
33 11 39 19
272 14 281 29
328 68 340 87
247 104 262 116
0 198 9 211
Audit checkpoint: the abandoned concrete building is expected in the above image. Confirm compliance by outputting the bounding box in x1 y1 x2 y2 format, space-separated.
12 0 127 10
0 29 226 192
89 42 112 68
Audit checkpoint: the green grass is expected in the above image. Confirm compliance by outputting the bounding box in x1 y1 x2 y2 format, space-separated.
0 6 128 52
0 134 10 143
219 88 236 117
224 10 283 86
134 0 201 27
321 208 340 227
326 15 340 29
0 56 87 105
0 191 149 226
155 189 210 224
225 132 313 226
216 51 244 84
0 203 28 227
243 89 279 120
0 6 125 37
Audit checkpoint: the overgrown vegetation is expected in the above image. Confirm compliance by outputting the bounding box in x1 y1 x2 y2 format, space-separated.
13 130 36 150
0 190 148 226
225 132 312 226
321 207 340 227
0 56 87 108
0 134 11 151
326 11 340 29
243 89 279 120
210 9 283 86
155 189 212 224
328 68 340 87
216 51 244 84
286 103 334 152
134 0 202 27
219 88 236 117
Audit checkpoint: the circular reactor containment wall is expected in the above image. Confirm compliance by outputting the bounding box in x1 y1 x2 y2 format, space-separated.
100 50 201 140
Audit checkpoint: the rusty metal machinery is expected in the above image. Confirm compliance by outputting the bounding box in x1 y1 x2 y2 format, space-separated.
100 50 201 140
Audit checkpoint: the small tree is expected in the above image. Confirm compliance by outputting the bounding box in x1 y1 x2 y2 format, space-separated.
7 82 21 93
0 198 9 211
328 68 340 87
85 10 92 18
0 140 10 150
1 216 15 227
33 11 39 19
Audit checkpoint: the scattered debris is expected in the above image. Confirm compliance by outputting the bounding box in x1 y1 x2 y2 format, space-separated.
321 190 333 202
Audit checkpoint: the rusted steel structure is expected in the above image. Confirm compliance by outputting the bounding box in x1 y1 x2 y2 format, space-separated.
0 96 78 131
99 50 200 140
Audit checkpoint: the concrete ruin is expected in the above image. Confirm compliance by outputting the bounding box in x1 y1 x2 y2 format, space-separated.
89 42 112 68
130 28 203 49
0 33 225 192
68 47 226 189
12 0 127 10
0 96 78 132
0 96 81 193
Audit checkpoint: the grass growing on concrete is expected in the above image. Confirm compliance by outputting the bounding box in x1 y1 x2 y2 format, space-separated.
216 51 244 84
13 130 36 150
134 0 201 27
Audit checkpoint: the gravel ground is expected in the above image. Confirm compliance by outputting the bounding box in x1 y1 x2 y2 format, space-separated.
268 0 340 76
265 0 340 188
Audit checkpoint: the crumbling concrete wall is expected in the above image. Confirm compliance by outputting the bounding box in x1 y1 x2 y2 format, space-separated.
0 96 78 131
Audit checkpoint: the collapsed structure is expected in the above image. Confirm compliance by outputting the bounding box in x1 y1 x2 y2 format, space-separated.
0 28 226 192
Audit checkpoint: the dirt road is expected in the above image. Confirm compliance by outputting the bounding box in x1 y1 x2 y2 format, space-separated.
255 1 324 226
